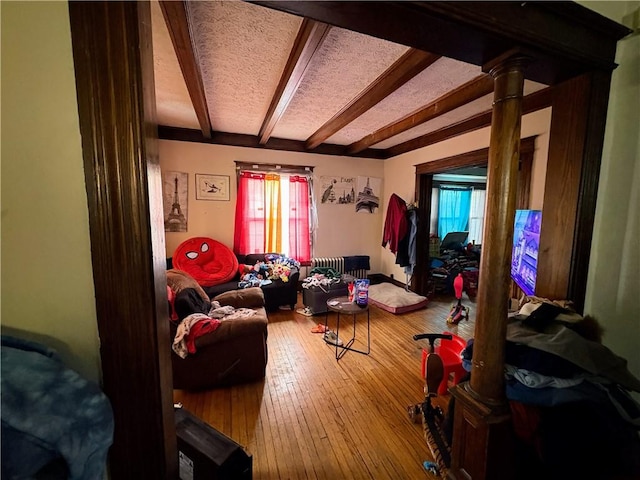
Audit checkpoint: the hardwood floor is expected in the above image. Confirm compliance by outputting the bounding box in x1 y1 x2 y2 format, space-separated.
174 292 476 479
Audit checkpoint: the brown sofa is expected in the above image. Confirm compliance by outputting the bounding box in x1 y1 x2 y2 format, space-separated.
170 287 269 390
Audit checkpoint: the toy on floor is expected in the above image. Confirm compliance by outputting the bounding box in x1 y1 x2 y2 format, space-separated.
446 273 469 325
408 333 451 423
423 461 440 475
407 333 453 476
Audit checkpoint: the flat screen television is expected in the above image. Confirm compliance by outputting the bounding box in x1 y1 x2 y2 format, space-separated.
511 209 542 296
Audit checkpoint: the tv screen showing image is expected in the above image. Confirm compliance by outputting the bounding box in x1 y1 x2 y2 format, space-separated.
511 210 542 296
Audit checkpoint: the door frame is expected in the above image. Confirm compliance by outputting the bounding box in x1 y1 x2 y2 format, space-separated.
412 137 536 296
68 2 623 476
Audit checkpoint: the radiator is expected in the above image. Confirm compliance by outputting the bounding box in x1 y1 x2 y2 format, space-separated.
311 257 369 280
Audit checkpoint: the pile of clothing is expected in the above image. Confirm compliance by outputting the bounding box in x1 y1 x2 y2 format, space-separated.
238 254 300 289
460 298 640 478
301 266 344 292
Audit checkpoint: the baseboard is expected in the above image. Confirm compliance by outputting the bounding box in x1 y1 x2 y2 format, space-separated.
369 273 406 289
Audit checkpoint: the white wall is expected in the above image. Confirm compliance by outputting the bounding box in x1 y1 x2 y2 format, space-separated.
160 140 385 272
380 108 552 280
1 1 101 383
581 1 640 389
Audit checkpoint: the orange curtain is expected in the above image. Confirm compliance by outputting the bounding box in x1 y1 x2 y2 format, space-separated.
264 173 281 253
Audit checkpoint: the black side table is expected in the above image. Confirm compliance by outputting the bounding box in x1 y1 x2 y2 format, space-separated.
324 296 370 360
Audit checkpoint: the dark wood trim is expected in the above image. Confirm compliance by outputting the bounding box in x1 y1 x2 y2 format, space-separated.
259 19 330 144
159 87 550 161
69 2 177 478
413 137 536 299
387 86 553 157
253 2 629 85
159 1 211 138
433 181 486 189
305 49 441 149
569 70 612 313
348 74 495 153
158 125 388 159
412 173 433 295
235 161 314 175
415 136 536 174
65 1 625 475
424 2 629 72
368 273 407 289
389 110 494 158
537 74 592 305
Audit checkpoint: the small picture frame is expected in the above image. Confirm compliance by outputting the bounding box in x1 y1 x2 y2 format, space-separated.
195 174 230 201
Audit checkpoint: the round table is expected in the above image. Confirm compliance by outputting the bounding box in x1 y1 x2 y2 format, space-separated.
324 296 370 360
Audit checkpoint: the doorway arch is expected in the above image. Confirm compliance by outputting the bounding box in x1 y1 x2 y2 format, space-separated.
412 137 536 296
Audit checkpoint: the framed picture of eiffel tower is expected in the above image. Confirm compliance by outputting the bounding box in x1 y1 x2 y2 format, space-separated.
162 171 188 232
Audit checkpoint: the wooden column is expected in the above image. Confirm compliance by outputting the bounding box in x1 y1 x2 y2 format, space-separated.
69 2 178 477
448 53 528 480
469 54 528 403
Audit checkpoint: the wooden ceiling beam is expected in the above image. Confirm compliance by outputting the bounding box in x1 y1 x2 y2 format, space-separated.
305 49 441 150
253 1 629 86
348 74 495 154
159 1 211 138
259 19 331 145
159 125 387 159
385 86 554 158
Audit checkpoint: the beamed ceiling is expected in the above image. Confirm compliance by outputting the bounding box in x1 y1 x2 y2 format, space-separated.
152 1 555 159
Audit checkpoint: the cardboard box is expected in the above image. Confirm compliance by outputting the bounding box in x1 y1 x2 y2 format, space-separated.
175 408 252 480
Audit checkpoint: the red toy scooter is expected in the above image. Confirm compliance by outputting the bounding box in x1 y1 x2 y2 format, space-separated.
446 273 469 325
407 333 454 475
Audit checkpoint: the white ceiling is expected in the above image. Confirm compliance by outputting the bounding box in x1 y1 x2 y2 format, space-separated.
151 0 548 156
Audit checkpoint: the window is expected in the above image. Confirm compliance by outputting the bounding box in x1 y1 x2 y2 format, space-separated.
432 185 486 246
234 166 314 263
468 189 486 245
437 186 472 240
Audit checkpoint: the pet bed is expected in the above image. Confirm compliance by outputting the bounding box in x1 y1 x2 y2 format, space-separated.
172 237 239 287
368 282 429 314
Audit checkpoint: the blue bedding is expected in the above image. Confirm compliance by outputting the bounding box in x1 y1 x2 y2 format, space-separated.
1 335 113 479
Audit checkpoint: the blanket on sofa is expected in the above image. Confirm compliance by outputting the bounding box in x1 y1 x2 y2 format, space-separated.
1 335 113 480
172 302 258 358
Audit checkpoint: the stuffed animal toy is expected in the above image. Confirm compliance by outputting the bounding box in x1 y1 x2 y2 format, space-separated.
269 263 292 282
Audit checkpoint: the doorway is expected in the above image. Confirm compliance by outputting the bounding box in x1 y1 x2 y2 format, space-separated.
66 1 618 476
412 137 535 297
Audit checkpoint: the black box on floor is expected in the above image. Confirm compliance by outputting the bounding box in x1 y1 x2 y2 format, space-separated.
302 281 350 314
175 408 252 480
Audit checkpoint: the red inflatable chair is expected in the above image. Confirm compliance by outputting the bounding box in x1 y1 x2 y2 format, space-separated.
172 237 239 287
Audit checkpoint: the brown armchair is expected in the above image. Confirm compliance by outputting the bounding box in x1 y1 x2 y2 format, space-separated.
170 288 269 390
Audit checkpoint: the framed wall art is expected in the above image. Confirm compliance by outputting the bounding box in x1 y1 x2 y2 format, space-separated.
320 176 356 204
162 170 188 232
195 174 230 201
355 176 381 213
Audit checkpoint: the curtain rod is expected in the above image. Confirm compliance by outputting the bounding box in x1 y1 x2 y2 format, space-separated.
235 161 314 174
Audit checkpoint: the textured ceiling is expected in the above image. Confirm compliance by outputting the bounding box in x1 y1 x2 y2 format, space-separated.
270 27 409 141
186 1 302 136
151 1 199 130
151 0 550 157
326 57 482 146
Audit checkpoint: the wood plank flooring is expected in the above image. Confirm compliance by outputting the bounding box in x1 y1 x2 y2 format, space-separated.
174 292 476 479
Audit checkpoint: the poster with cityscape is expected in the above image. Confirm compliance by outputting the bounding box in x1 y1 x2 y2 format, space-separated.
162 171 188 232
355 176 381 213
319 176 356 204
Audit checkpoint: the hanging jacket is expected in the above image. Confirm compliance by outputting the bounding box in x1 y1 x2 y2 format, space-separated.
382 193 407 254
